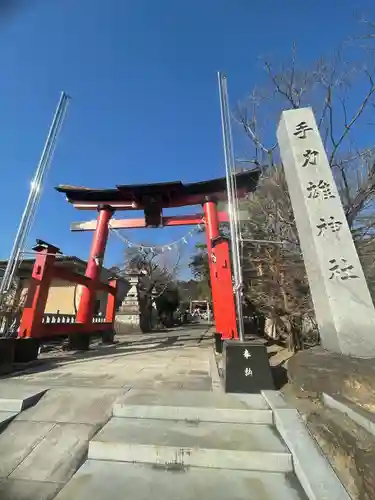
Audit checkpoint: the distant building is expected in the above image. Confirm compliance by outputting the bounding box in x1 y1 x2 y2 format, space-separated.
0 256 130 317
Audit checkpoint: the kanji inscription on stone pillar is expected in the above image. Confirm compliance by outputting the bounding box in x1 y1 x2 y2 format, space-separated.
277 107 375 358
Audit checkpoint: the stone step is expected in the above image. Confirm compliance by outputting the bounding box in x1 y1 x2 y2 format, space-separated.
0 411 18 427
0 384 47 412
54 460 307 500
89 417 292 472
113 389 272 424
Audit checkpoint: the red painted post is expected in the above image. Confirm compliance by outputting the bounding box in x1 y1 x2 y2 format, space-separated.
18 242 59 339
105 279 118 323
203 199 238 339
203 199 221 332
76 205 114 325
213 237 238 340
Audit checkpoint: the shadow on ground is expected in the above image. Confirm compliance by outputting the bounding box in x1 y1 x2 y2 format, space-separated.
0 327 213 381
271 365 288 390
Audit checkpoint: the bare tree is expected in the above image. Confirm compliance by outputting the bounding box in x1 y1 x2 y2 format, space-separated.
241 167 316 350
123 246 180 290
236 34 375 349
0 278 26 336
120 246 181 330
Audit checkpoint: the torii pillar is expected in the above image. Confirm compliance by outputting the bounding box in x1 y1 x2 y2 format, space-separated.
76 205 114 325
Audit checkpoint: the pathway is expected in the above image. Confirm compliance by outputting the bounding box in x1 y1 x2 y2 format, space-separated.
0 326 348 500
0 326 214 500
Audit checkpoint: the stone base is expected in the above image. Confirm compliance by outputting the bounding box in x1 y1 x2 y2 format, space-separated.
115 314 142 334
101 329 115 344
287 346 375 407
115 311 156 334
0 338 15 375
215 333 223 354
68 333 90 351
224 341 274 394
284 346 375 500
14 338 40 363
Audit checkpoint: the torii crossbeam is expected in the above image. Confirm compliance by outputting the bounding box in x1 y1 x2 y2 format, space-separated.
70 212 229 231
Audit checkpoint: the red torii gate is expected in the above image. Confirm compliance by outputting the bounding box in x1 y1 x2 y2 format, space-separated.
56 171 260 340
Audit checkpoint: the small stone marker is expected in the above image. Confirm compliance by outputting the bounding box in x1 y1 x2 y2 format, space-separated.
224 341 274 393
277 107 375 358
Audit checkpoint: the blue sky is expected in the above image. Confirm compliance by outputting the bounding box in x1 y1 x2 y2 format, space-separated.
0 0 373 272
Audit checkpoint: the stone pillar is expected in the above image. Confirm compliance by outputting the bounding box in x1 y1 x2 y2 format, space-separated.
115 274 142 331
277 107 375 358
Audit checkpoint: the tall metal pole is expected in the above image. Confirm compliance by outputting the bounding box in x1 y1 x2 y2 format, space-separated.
0 92 71 297
218 72 245 341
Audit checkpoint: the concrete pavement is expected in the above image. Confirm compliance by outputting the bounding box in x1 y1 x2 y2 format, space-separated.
9 326 213 389
54 460 306 500
0 326 215 499
0 325 350 500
